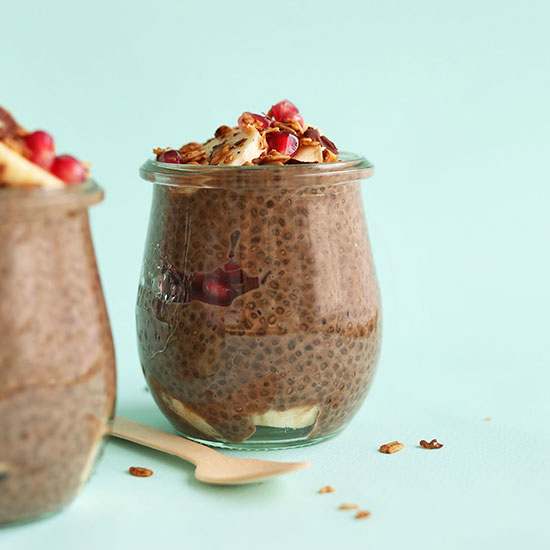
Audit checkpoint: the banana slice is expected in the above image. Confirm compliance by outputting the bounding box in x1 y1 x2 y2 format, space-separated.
251 404 320 429
161 392 223 440
203 126 265 166
0 142 64 188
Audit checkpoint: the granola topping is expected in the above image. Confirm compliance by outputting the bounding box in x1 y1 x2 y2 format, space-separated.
339 503 359 510
154 100 340 167
319 485 335 494
379 441 405 454
0 107 18 140
0 106 89 188
128 466 153 477
419 439 444 449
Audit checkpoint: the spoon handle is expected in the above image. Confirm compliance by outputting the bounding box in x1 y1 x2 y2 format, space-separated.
110 416 221 465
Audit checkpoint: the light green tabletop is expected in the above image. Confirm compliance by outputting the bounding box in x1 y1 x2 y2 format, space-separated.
2 0 549 548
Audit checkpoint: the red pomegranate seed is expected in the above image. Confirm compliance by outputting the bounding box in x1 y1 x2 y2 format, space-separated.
204 279 231 300
284 111 304 126
266 131 299 156
50 155 86 184
238 112 271 131
25 130 55 169
271 100 300 121
223 259 240 273
158 150 183 164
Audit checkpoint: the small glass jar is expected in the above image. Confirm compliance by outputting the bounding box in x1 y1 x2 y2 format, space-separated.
0 181 116 525
137 154 381 449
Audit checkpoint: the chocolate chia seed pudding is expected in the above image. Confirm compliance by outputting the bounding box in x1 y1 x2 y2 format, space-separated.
0 108 116 524
136 101 381 448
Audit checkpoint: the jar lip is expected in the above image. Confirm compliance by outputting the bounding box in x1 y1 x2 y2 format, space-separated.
139 152 374 189
0 179 103 212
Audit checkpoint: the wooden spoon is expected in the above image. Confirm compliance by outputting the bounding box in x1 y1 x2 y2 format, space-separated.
110 416 310 485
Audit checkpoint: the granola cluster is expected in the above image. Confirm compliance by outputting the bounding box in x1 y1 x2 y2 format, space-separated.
0 106 89 187
154 100 340 167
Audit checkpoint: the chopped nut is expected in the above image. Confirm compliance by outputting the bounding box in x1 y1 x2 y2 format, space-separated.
239 112 267 131
209 143 232 165
272 120 300 136
214 125 232 139
356 510 371 519
322 148 339 163
299 137 320 147
179 142 202 154
129 466 153 477
179 148 206 164
379 441 404 454
339 503 359 510
419 439 443 449
280 118 305 134
252 150 291 165
0 107 17 140
319 485 335 494
320 134 339 154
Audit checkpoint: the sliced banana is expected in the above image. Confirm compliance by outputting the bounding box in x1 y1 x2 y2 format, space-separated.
203 126 265 166
161 392 223 440
251 404 320 430
0 142 64 188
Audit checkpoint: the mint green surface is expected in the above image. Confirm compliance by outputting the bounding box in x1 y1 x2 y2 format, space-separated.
2 0 549 548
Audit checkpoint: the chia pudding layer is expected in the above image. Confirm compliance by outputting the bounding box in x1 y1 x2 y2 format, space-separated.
137 158 381 446
0 184 116 524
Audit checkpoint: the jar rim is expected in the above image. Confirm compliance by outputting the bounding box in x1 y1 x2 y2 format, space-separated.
139 152 374 189
0 180 103 214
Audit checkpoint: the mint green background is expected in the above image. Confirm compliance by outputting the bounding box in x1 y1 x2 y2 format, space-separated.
2 0 549 548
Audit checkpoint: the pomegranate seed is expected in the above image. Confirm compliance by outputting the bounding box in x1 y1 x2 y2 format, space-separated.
50 155 86 184
238 112 271 131
223 259 240 273
271 100 300 121
204 279 231 300
266 131 299 156
284 112 304 126
25 130 55 169
158 150 183 164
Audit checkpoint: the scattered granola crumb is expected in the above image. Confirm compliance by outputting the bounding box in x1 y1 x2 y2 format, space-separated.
356 510 371 519
129 466 153 477
419 439 444 449
319 485 335 494
485 417 493 421
339 503 359 510
379 441 404 454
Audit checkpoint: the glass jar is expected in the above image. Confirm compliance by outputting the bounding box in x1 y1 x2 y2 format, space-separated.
137 154 380 449
0 181 117 525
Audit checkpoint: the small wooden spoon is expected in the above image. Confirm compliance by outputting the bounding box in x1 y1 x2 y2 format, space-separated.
110 416 310 485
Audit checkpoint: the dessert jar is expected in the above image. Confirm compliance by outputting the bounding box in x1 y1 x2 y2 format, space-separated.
137 154 381 449
0 181 117 525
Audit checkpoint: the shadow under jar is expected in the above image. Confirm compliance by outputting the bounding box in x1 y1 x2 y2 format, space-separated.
0 181 116 525
137 154 381 449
